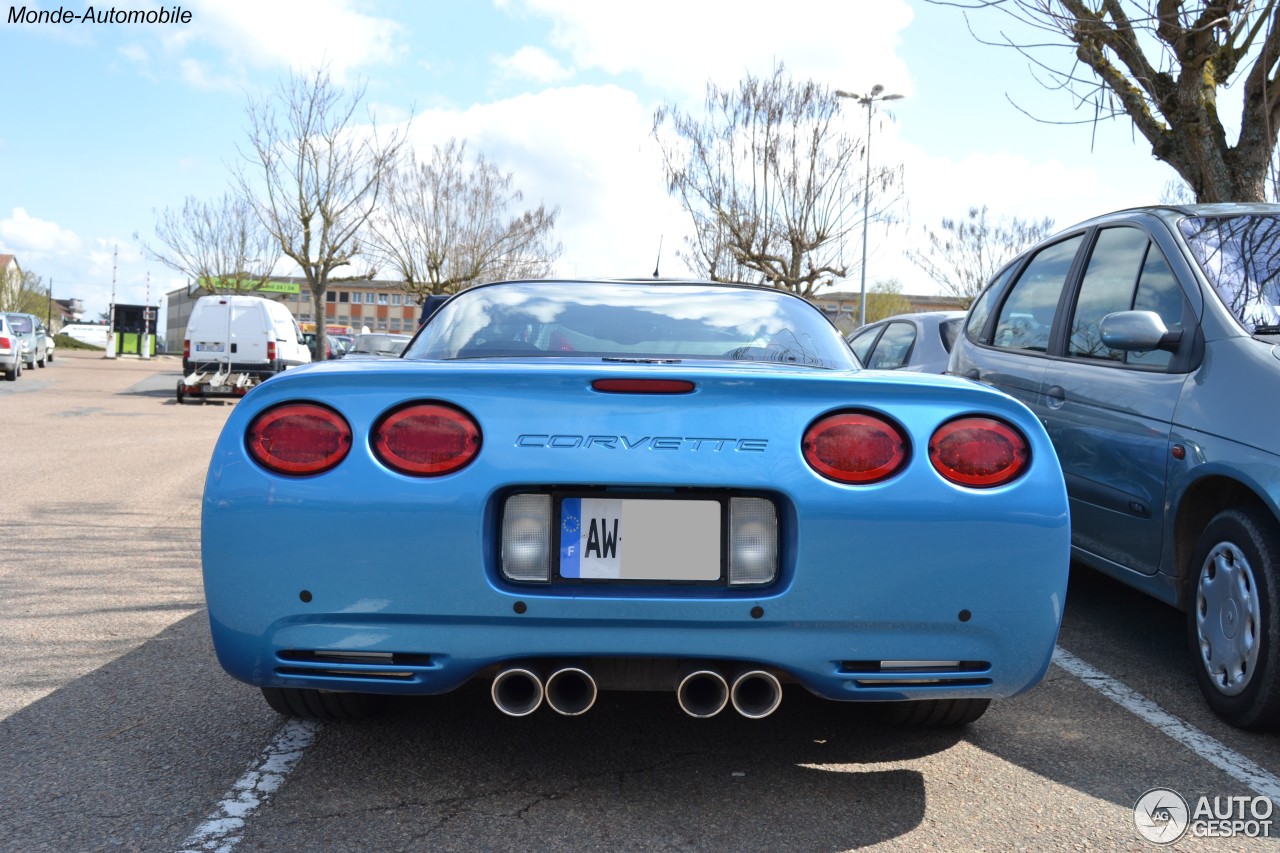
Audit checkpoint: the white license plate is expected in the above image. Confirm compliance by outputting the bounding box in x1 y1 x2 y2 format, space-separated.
559 498 721 581
195 343 222 353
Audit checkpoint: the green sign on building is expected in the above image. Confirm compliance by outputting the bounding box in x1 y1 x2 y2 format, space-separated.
198 277 301 296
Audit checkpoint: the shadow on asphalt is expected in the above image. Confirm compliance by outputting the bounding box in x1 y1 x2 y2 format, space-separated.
0 610 959 852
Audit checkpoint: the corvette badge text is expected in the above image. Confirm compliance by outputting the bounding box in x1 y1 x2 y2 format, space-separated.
516 434 768 452
8 5 192 24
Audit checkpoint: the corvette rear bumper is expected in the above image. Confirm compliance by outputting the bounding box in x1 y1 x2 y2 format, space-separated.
209 608 1058 702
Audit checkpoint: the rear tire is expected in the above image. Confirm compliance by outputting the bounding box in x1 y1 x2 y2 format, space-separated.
175 383 185 404
1187 507 1280 731
261 687 386 721
872 697 990 727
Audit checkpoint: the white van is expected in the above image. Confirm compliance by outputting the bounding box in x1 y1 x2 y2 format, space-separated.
182 295 311 381
56 323 110 348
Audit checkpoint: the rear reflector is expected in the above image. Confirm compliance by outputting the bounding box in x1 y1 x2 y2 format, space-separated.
246 403 352 475
802 411 908 484
372 402 481 476
929 417 1029 488
592 378 695 394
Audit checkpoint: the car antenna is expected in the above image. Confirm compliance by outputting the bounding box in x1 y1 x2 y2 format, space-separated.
652 235 663 278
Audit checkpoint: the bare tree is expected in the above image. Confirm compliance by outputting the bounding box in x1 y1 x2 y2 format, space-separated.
906 205 1056 304
367 139 561 304
237 66 408 359
653 63 902 297
0 265 49 315
943 0 1280 202
136 193 281 296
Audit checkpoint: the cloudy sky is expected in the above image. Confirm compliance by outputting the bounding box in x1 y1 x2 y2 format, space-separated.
1 0 1185 321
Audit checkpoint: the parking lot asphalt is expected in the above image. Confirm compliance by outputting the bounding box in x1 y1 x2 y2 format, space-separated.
2 350 1278 852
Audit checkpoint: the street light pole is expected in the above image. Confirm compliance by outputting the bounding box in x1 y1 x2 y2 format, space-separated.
836 85 903 328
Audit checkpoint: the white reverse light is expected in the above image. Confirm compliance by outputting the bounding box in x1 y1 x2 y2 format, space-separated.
501 493 551 582
728 497 777 585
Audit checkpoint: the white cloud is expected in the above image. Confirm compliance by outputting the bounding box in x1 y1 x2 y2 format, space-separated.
118 44 148 65
186 0 404 80
495 46 572 84
403 85 697 280
514 0 915 103
0 208 83 257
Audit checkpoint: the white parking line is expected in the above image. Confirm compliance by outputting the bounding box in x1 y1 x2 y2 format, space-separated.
1053 646 1280 805
174 719 319 853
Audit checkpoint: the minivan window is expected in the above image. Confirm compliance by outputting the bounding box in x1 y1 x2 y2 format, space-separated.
966 264 1015 344
993 234 1084 352
1069 227 1149 361
1179 214 1280 331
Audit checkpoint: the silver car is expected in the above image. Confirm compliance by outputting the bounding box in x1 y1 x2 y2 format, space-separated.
0 314 21 380
950 203 1280 730
3 312 49 369
846 311 966 372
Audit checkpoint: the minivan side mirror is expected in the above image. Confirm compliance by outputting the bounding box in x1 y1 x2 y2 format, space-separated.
1100 310 1183 352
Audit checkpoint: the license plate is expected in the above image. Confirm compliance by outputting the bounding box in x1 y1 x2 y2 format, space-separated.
195 343 222 353
559 498 721 581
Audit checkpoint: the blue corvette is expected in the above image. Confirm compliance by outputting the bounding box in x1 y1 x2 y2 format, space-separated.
202 280 1070 725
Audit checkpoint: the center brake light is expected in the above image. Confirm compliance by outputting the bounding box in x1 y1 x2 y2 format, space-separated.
373 402 482 476
246 403 352 475
592 379 695 394
803 411 908 484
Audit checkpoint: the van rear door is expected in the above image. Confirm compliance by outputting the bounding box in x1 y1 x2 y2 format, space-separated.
231 299 270 364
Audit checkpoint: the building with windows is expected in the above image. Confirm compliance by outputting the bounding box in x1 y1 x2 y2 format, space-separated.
165 277 425 353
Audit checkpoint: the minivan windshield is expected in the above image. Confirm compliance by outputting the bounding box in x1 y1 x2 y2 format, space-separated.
1179 214 1280 331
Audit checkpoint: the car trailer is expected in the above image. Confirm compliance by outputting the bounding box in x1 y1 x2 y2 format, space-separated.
176 369 259 404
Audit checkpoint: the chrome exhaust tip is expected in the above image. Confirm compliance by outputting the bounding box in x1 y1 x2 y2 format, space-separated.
676 669 729 718
491 667 544 717
730 669 783 719
544 667 598 716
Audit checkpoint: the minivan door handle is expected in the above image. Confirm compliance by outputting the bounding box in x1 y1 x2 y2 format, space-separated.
1045 385 1066 409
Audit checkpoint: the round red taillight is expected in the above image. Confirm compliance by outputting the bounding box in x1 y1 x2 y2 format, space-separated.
802 411 908 484
246 403 352 476
373 403 481 476
929 417 1029 488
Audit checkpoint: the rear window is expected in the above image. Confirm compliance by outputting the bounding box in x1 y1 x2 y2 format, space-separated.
406 281 856 369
